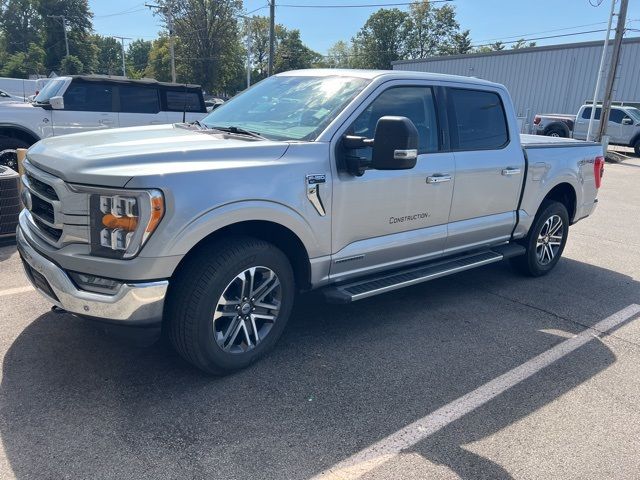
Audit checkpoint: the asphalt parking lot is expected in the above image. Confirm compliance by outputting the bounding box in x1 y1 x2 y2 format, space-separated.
1 158 640 480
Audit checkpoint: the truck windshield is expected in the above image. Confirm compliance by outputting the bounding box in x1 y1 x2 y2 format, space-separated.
34 79 66 104
202 75 370 141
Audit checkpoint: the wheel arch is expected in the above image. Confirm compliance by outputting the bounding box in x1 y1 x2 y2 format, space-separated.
0 124 40 146
541 182 577 222
543 122 570 137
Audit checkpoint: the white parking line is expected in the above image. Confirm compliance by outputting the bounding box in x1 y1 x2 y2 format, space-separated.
313 304 640 480
0 286 34 298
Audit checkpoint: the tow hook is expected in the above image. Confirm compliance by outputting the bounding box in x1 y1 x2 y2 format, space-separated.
51 306 67 314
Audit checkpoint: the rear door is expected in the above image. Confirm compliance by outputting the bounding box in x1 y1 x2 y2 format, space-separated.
444 87 524 254
52 81 118 136
116 84 168 127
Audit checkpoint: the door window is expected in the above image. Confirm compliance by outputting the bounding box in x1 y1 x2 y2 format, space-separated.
350 86 439 154
609 109 627 124
448 88 508 150
581 107 601 120
118 85 160 114
63 82 114 112
164 90 203 112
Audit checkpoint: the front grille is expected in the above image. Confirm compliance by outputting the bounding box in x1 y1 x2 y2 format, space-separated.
25 172 58 200
0 166 21 237
33 217 62 241
31 195 55 223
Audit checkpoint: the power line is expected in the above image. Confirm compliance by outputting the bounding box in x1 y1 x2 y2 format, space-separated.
277 0 452 7
471 28 611 48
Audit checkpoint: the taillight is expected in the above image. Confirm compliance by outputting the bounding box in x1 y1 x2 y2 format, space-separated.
594 156 605 189
534 115 541 125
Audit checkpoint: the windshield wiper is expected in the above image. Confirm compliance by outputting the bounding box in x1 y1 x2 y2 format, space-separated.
210 125 268 140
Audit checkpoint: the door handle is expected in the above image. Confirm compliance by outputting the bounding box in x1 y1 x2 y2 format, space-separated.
501 168 521 176
99 119 114 125
426 174 452 184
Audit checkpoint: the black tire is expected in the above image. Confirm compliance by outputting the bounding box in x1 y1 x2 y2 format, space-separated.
511 200 569 277
0 136 30 171
166 236 295 375
633 139 640 157
545 126 567 138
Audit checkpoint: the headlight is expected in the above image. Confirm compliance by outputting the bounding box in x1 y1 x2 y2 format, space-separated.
89 189 164 259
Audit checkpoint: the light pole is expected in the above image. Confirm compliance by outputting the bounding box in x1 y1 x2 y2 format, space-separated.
112 36 132 77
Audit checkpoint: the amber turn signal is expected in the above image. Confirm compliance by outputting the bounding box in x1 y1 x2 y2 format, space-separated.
102 214 138 231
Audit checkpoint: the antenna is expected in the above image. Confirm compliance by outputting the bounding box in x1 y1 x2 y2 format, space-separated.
182 83 187 123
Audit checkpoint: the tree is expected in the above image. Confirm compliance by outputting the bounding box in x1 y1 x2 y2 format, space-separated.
476 41 505 53
405 0 461 58
144 35 172 82
512 39 537 49
245 15 285 81
274 29 322 73
92 34 122 75
324 40 352 68
351 8 409 69
38 0 94 73
446 29 472 55
159 0 244 93
60 54 83 74
0 0 43 54
1 42 45 77
126 39 152 78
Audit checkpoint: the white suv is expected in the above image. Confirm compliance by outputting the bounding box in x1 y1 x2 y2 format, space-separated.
0 75 207 170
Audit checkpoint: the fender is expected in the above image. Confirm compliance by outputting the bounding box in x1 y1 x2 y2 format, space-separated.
158 199 323 259
0 123 41 145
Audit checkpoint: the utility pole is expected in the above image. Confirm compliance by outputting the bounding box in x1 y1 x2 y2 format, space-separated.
268 0 275 76
237 15 252 89
586 0 616 142
597 0 629 143
112 36 132 77
48 15 69 57
146 2 177 83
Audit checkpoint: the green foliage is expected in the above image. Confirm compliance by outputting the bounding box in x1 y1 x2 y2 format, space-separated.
324 40 353 68
144 36 172 82
1 42 45 77
275 29 322 73
60 54 83 74
92 34 122 75
0 0 43 54
126 39 152 79
445 29 472 55
351 8 409 69
405 1 460 58
512 39 537 49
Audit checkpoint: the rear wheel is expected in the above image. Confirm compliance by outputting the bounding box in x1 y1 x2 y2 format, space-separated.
545 126 566 138
511 201 569 277
167 236 295 375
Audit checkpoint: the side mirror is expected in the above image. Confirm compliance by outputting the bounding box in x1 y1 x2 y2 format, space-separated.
622 117 633 125
371 116 419 170
49 96 64 110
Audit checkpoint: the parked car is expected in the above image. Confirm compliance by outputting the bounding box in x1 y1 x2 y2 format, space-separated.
205 98 224 112
0 75 207 170
17 69 603 374
0 89 26 103
535 103 640 155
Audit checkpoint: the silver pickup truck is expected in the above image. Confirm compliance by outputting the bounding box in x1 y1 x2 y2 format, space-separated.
16 69 604 374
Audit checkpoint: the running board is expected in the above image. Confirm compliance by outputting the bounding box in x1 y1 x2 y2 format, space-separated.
323 247 522 304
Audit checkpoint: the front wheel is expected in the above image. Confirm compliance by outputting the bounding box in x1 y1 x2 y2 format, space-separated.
167 237 295 375
633 139 640 157
511 201 569 277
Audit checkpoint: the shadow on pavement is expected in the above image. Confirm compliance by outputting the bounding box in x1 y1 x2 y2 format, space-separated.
0 257 637 479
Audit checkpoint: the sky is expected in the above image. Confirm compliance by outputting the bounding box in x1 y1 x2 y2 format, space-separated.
89 0 640 56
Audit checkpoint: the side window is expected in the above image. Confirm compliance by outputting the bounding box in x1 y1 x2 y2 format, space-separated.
164 90 202 112
63 82 114 112
350 86 439 154
609 109 625 124
581 107 592 120
118 85 160 114
449 88 508 150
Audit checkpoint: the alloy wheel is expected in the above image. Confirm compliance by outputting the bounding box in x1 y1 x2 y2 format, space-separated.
536 214 564 265
212 266 282 354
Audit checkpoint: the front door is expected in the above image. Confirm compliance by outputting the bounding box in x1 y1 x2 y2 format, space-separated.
445 87 524 254
116 85 168 127
330 83 455 282
52 81 118 136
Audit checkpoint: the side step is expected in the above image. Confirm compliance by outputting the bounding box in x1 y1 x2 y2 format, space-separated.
323 245 525 304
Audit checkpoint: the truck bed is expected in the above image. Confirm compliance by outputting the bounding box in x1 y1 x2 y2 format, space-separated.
520 133 598 149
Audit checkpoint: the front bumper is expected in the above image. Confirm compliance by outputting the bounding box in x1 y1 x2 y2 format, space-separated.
17 225 168 326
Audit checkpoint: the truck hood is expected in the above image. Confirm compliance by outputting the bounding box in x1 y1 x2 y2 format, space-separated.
27 124 290 187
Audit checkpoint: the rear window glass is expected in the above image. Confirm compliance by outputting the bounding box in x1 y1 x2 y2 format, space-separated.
449 88 509 150
118 85 160 114
581 107 601 120
164 90 202 112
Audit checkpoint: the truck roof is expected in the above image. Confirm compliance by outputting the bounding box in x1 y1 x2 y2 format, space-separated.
55 75 203 90
278 68 504 89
